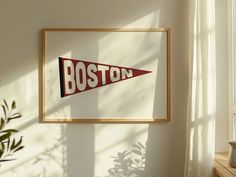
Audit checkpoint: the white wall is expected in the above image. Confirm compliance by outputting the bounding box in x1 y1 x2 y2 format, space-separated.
0 0 188 177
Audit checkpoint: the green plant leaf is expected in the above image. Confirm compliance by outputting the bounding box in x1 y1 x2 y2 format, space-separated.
10 113 21 117
2 105 6 119
0 159 16 162
10 138 16 151
0 150 4 159
1 142 5 152
0 118 4 130
11 101 16 109
8 113 22 123
6 138 10 150
0 142 5 158
13 146 24 153
3 100 9 111
12 136 23 150
1 129 18 134
0 133 11 142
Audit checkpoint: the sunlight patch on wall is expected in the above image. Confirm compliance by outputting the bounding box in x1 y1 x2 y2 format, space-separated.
124 11 160 28
45 51 72 119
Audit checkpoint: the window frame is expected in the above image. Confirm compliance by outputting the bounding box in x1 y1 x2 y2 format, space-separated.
228 0 236 141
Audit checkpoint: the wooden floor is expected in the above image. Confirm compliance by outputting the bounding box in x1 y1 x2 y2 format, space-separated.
215 152 236 177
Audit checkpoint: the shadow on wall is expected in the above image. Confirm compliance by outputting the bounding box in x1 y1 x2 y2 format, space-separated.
99 142 146 177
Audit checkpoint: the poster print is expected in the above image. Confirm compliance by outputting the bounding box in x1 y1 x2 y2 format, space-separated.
39 28 171 123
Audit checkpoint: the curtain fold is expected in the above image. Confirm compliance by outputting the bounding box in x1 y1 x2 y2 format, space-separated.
184 0 216 177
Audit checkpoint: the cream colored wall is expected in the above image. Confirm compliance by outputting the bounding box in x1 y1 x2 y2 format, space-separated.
0 0 188 177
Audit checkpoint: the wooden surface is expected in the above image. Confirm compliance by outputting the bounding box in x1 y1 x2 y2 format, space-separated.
215 152 236 177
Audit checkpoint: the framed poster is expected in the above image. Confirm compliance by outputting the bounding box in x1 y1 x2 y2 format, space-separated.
39 28 171 123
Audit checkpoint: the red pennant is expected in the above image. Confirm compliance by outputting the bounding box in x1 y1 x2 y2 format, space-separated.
58 57 152 97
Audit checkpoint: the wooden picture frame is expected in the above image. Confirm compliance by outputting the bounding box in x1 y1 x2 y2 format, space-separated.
39 28 171 123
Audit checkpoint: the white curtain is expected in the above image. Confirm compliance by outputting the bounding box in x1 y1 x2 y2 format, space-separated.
184 0 216 176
